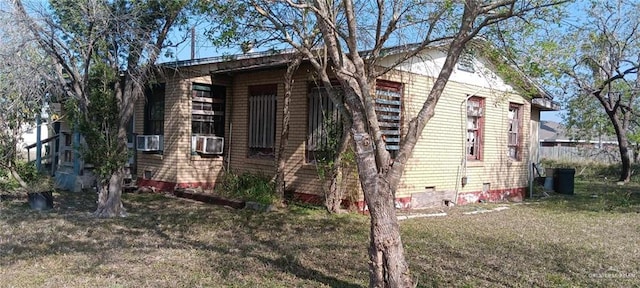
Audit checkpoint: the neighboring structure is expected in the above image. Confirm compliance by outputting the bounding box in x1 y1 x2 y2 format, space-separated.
128 44 558 210
24 103 98 192
539 121 621 163
19 121 48 162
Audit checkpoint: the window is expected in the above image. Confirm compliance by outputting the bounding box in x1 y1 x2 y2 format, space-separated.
248 84 277 158
467 96 484 160
307 86 342 162
192 83 225 137
508 103 522 160
64 133 72 146
376 80 402 158
62 133 73 163
63 150 73 163
144 84 165 135
457 52 475 73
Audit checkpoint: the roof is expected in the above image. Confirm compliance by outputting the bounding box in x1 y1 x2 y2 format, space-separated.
159 48 297 70
539 121 567 141
539 121 618 144
159 40 558 109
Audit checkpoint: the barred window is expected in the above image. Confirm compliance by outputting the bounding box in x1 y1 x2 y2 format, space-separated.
192 83 225 137
248 84 277 158
307 86 342 163
376 80 402 159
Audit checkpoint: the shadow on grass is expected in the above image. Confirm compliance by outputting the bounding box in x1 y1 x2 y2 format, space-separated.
400 209 637 288
406 232 611 288
0 190 367 287
527 180 640 213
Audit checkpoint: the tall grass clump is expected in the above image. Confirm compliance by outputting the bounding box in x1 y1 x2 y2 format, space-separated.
216 172 277 204
540 159 640 183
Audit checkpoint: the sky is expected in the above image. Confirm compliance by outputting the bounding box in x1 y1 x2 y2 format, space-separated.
541 110 563 123
160 2 585 125
164 22 569 124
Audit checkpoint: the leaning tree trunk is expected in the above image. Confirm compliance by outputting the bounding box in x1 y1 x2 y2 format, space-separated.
324 132 352 213
9 166 28 189
615 130 631 182
608 112 632 182
353 132 413 288
275 57 302 203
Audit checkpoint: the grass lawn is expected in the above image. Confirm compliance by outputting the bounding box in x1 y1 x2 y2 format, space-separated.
1 181 639 287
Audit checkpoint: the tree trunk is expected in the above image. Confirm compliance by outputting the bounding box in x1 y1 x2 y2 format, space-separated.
608 112 631 182
616 133 632 182
275 57 302 204
367 183 412 288
324 167 344 213
324 132 353 213
353 132 413 288
94 168 125 217
94 113 130 217
9 167 28 189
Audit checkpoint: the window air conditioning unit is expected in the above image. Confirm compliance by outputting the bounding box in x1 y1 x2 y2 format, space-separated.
195 136 224 154
136 135 163 151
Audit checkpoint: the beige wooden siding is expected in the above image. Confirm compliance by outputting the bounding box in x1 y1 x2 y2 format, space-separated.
398 72 531 198
226 66 532 200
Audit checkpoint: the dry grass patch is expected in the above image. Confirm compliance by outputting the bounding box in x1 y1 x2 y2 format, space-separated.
1 180 640 287
0 192 369 287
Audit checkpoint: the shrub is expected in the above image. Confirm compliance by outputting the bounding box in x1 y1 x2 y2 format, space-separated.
216 172 277 205
0 161 49 193
0 168 19 192
14 161 40 184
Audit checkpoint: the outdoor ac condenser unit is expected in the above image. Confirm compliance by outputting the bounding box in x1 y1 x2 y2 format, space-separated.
194 135 224 154
136 135 163 151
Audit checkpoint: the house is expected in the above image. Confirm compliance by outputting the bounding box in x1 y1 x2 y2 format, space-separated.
19 121 48 162
23 103 98 192
539 120 621 163
133 43 558 210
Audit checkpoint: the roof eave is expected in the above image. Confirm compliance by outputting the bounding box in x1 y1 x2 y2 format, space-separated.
532 97 561 111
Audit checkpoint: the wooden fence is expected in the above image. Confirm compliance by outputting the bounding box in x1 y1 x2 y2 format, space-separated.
539 145 628 164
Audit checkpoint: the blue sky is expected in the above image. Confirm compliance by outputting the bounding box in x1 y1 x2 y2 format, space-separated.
541 110 563 123
162 4 578 124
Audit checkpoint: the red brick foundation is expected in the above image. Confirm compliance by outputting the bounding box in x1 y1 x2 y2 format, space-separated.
137 178 525 211
455 187 526 205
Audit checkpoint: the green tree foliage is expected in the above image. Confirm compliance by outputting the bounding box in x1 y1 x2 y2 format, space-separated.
210 0 568 286
65 61 126 180
0 12 56 188
9 0 235 216
531 0 640 181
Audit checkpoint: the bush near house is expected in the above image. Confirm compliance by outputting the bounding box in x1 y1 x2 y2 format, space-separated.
215 172 278 205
